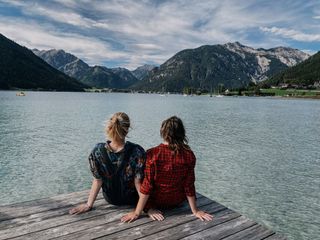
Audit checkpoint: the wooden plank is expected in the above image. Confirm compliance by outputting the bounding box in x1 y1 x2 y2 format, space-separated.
136 211 242 240
0 189 283 240
5 196 209 240
179 216 257 240
0 202 124 240
49 196 213 240
0 190 100 221
0 190 89 208
96 203 228 240
0 198 107 230
215 223 274 240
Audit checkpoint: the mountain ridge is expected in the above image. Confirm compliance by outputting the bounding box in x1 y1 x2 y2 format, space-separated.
33 49 139 89
132 64 157 80
0 34 87 91
262 51 320 86
133 42 310 92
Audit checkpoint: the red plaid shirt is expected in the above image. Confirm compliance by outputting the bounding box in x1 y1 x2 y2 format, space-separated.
140 144 196 208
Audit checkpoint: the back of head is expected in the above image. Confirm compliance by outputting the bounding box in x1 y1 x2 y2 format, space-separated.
106 112 130 142
160 116 189 152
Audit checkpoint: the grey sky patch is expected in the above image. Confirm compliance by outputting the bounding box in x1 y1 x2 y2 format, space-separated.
0 0 319 69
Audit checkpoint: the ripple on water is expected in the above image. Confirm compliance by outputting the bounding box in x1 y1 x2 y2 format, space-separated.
0 92 319 240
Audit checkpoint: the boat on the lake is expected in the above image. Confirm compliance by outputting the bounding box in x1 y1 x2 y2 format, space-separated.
16 91 26 96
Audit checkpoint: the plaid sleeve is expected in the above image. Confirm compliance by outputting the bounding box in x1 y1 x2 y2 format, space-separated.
134 145 146 180
184 151 196 196
140 150 155 195
88 147 102 179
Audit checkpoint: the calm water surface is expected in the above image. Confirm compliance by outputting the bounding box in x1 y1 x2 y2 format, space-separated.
0 91 319 239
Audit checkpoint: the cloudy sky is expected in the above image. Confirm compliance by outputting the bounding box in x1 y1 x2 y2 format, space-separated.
0 0 319 69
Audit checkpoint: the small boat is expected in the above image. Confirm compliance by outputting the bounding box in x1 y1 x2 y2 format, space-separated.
16 91 26 96
215 94 224 98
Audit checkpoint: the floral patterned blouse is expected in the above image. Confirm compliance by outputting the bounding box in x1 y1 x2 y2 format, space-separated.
88 141 146 205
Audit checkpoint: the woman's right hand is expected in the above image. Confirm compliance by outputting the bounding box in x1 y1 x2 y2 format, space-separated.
69 203 92 215
194 210 213 221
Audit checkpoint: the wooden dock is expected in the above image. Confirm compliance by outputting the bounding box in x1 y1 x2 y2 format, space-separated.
0 190 286 239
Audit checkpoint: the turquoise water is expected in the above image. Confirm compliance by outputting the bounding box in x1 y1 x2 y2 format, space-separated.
0 91 319 239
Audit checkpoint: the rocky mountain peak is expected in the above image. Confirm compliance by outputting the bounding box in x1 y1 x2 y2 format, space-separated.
223 42 310 76
131 64 156 80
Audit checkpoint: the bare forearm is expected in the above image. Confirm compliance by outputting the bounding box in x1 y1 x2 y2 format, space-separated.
186 195 198 214
134 179 142 197
87 178 102 207
135 193 149 215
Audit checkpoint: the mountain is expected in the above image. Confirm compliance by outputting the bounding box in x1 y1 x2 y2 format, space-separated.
131 64 156 80
111 67 140 87
80 66 127 89
225 42 309 81
0 34 87 91
262 51 320 86
32 49 90 79
133 42 309 92
33 49 138 89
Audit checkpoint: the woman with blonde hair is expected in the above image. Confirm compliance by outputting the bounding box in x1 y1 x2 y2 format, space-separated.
70 112 146 214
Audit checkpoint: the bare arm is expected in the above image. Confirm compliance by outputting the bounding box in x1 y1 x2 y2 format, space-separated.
187 195 213 221
121 153 154 223
121 193 150 222
134 178 142 197
69 178 102 214
87 178 102 207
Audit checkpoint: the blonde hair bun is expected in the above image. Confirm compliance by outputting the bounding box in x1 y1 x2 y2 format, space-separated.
106 112 130 141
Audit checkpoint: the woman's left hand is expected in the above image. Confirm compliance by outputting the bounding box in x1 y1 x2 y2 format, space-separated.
194 210 213 221
121 211 140 223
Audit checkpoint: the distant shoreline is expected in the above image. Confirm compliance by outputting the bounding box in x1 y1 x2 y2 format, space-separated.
2 89 320 100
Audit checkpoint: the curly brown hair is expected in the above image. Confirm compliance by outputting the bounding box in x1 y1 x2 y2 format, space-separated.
160 116 190 152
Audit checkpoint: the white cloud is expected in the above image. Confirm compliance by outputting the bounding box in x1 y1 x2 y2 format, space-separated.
1 0 319 69
0 18 127 66
260 27 320 42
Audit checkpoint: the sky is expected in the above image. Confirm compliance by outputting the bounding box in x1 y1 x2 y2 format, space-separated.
0 0 319 70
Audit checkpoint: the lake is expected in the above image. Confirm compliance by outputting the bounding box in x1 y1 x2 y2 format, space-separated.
0 91 319 239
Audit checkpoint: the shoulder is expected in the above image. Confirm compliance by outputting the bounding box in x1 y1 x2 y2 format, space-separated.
90 142 110 158
146 144 165 162
146 144 163 155
183 148 196 162
89 142 106 161
186 147 195 156
91 142 106 153
126 141 146 158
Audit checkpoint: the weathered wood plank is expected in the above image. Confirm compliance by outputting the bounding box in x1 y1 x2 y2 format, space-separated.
0 202 124 240
0 189 89 208
215 223 274 240
136 210 241 240
96 202 227 240
0 190 283 240
50 196 213 240
180 216 257 240
0 197 107 230
0 190 101 221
